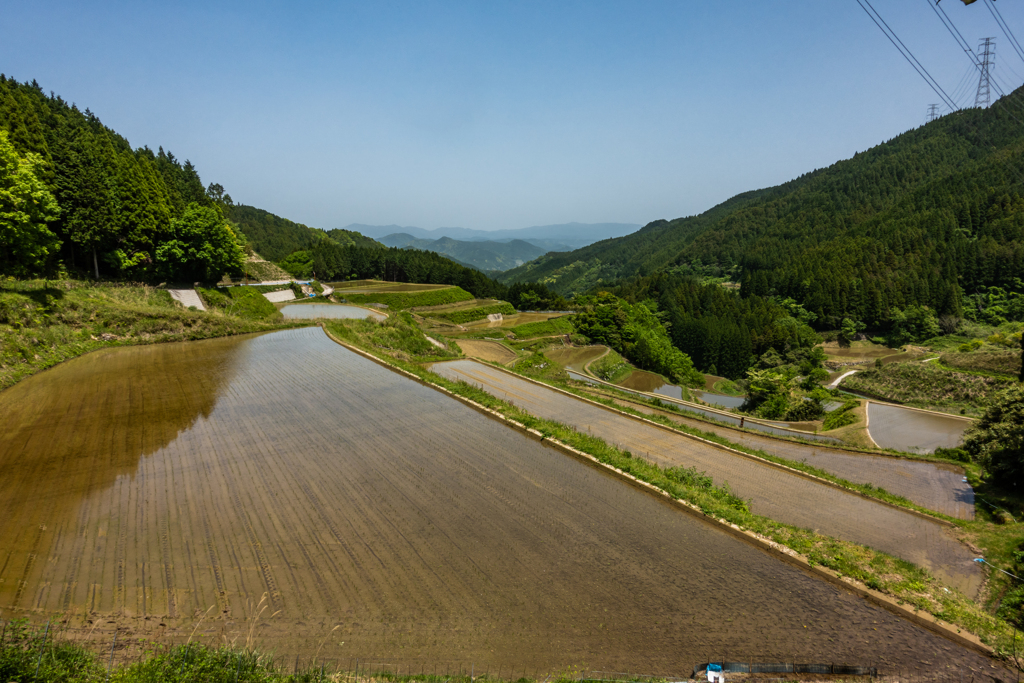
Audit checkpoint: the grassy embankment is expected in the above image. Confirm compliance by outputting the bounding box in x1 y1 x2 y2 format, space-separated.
429 302 516 325
339 286 474 310
0 279 303 392
842 361 1015 417
0 618 555 683
321 314 1023 657
456 316 575 341
587 348 630 383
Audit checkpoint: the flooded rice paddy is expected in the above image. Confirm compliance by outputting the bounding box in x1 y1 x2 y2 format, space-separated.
867 402 971 453
279 303 386 320
618 369 748 410
593 394 974 520
0 329 999 676
566 371 838 443
436 361 981 595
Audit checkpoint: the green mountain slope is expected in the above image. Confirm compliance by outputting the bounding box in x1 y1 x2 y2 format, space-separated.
503 88 1024 328
379 233 546 271
227 206 381 262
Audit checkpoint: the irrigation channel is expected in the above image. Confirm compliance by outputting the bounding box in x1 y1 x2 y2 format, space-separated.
432 361 982 596
0 328 1002 678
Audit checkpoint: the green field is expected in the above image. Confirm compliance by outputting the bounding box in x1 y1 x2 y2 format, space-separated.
339 286 474 310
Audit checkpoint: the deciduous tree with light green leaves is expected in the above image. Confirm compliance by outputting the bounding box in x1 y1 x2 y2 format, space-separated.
155 203 245 282
0 129 59 275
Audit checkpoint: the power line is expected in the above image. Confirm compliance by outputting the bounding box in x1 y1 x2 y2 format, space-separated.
976 37 995 107
928 0 981 65
983 0 1024 66
856 0 959 110
926 103 940 122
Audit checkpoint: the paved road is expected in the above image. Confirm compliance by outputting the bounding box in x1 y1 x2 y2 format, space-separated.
585 388 973 520
432 360 982 596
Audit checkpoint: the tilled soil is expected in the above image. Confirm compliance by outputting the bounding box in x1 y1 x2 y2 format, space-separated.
0 329 1002 678
456 339 518 364
430 361 983 597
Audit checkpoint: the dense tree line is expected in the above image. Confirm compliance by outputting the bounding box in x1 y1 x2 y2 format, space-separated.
573 292 704 387
311 238 508 299
505 281 568 310
503 87 1024 330
0 75 243 281
604 272 820 379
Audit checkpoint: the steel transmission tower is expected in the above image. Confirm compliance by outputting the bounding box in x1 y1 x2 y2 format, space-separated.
975 37 995 108
926 104 940 122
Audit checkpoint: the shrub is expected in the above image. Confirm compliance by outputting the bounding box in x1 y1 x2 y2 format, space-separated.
964 385 1024 489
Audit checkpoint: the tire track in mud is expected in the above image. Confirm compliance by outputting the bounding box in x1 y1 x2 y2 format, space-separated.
60 498 91 612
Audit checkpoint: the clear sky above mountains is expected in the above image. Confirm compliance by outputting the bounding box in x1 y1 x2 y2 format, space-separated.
3 1 1023 232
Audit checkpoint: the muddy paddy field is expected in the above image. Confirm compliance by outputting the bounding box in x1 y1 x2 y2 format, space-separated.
0 328 1003 677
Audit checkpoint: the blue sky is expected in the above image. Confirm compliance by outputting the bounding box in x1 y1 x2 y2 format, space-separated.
3 1 1023 231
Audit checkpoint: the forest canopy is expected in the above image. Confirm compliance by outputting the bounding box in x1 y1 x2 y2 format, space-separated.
501 86 1024 333
0 75 245 281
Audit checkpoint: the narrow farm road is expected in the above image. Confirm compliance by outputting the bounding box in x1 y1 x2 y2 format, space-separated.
431 359 983 597
582 388 973 520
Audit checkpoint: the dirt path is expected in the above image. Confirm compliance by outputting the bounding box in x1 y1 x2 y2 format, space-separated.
431 360 983 596
582 387 973 520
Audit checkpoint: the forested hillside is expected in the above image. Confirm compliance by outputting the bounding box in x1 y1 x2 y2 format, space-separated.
0 75 245 281
0 75 383 282
378 233 546 271
311 239 508 300
502 87 1024 331
225 205 380 262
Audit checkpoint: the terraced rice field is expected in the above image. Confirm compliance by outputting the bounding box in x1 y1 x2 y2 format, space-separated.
867 402 971 453
456 339 517 364
465 312 566 329
544 346 607 372
279 303 386 320
431 360 982 596
329 282 454 293
0 328 1001 676
584 391 974 519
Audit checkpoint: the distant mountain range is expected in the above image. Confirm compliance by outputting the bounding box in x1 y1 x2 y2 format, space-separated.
343 222 640 251
377 234 549 272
